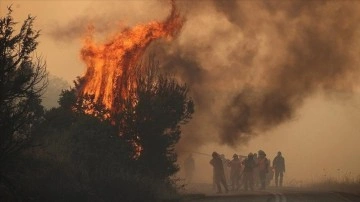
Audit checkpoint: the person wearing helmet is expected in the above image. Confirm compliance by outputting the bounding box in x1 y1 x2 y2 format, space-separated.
242 153 256 191
257 150 270 190
210 152 229 193
273 151 285 187
228 154 242 191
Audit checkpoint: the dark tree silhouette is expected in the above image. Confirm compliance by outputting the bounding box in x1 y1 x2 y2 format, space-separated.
0 6 192 201
30 84 159 201
0 7 47 194
116 60 194 181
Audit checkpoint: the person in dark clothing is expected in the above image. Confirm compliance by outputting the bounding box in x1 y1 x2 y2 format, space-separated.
273 151 285 187
252 152 259 187
229 154 242 191
220 154 230 183
210 152 229 193
242 153 256 191
257 150 269 190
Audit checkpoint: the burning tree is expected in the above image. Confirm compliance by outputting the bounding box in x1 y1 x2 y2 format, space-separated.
0 2 192 200
79 0 184 114
116 61 194 180
37 62 193 200
76 1 192 182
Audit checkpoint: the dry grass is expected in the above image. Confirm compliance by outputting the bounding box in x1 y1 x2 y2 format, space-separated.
308 173 360 194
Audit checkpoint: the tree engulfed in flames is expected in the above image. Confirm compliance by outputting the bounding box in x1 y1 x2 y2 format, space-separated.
79 1 184 114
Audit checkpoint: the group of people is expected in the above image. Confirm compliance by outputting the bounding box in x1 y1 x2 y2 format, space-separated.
210 150 285 193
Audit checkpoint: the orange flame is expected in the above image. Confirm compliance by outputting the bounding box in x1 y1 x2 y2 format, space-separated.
79 1 184 114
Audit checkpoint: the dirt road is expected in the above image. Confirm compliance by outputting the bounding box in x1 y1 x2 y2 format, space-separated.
181 185 360 202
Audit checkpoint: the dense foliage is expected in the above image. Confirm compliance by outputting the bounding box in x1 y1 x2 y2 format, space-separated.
117 65 194 181
0 8 194 202
0 7 47 197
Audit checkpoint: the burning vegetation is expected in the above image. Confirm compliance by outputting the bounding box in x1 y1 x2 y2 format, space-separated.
74 1 190 161
79 1 184 115
0 3 194 201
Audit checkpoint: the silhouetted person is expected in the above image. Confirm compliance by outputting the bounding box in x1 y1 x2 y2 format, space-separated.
229 154 242 191
210 152 229 193
273 151 285 187
242 153 255 191
252 152 260 187
257 150 270 190
220 154 230 183
267 164 274 186
184 154 195 183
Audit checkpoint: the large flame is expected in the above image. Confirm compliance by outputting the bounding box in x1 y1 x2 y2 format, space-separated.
79 1 183 114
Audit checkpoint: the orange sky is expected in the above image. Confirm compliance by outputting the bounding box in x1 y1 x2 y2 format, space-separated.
2 0 360 185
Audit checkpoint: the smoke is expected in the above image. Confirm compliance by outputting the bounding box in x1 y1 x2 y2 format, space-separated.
214 0 360 146
48 0 360 151
160 0 360 149
47 1 169 41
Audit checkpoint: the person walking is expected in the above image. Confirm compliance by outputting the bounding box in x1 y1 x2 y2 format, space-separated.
257 150 270 190
220 154 230 183
252 152 260 187
242 153 256 191
273 151 285 187
210 152 229 193
229 154 242 191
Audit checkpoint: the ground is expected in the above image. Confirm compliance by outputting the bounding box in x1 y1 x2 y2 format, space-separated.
179 183 360 202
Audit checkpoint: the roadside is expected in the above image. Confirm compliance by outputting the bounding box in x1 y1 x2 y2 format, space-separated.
179 183 360 202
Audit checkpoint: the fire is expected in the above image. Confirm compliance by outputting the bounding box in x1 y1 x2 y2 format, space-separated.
79 1 184 114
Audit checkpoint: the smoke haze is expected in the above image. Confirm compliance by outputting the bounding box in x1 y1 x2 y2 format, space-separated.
163 0 360 148
2 0 360 183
